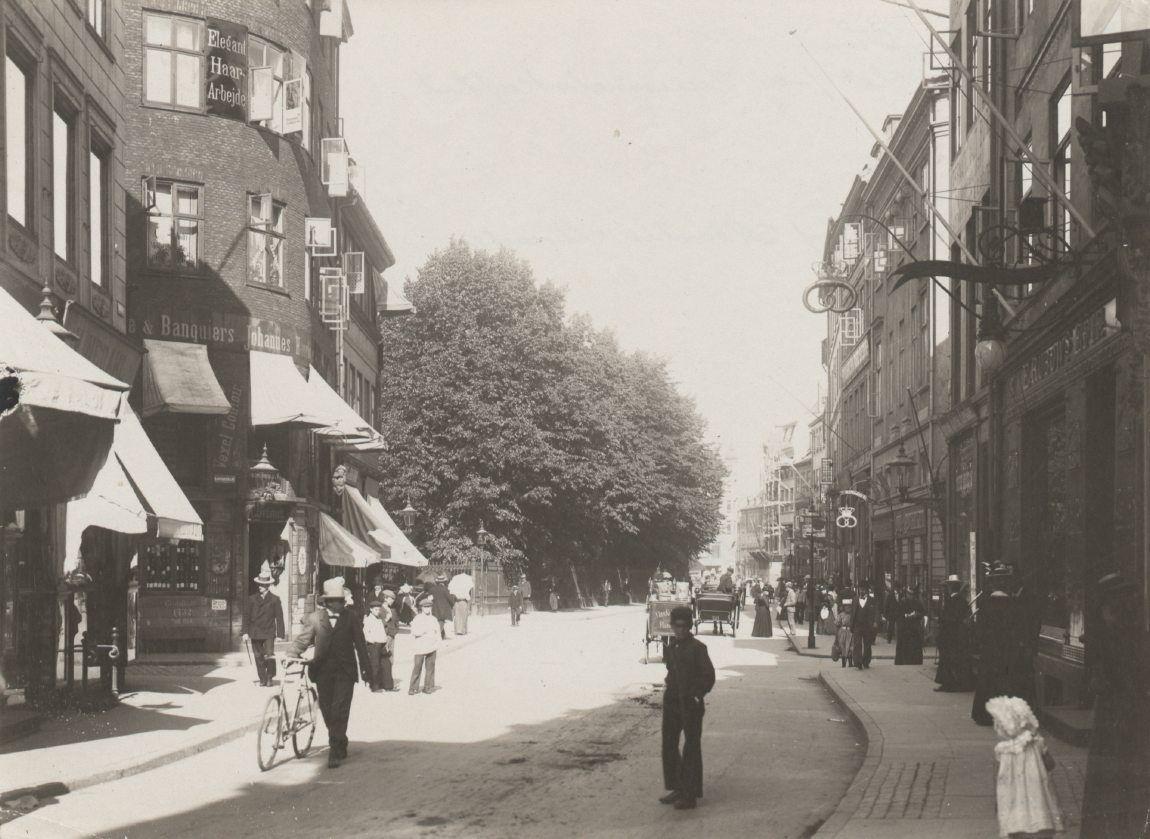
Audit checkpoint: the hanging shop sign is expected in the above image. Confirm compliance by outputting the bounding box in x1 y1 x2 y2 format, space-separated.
836 506 858 529
205 19 249 121
129 306 310 359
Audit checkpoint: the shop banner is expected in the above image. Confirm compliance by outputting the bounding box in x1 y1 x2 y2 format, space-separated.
206 19 249 121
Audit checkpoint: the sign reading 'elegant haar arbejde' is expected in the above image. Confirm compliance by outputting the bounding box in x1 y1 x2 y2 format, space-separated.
205 19 249 121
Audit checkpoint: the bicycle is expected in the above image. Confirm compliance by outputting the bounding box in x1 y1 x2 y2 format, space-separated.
256 656 319 771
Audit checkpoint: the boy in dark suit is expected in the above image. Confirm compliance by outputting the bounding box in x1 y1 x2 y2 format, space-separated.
287 577 370 768
660 606 716 810
242 567 285 687
851 586 878 668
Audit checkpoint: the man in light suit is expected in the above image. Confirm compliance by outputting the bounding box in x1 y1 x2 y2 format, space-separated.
287 577 371 768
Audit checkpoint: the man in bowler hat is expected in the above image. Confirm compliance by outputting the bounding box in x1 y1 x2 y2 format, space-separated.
660 605 716 810
287 576 371 768
242 564 285 687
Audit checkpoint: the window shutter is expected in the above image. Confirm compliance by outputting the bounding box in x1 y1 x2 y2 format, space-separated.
142 175 157 211
249 66 274 122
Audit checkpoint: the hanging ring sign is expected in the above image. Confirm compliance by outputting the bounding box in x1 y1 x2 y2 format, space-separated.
836 506 858 529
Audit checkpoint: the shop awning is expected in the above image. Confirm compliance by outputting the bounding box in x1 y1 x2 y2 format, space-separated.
306 366 385 449
65 407 203 573
319 511 382 569
365 494 429 568
1 287 128 507
376 274 414 316
340 486 392 560
250 351 335 427
142 340 231 418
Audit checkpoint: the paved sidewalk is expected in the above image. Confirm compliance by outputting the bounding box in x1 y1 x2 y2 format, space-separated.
800 655 1088 838
0 611 515 804
779 620 933 661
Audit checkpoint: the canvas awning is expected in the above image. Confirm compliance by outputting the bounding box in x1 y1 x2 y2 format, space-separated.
65 407 203 573
340 486 392 560
365 495 429 568
376 274 414 316
306 366 385 449
318 511 382 568
1 286 128 507
250 351 335 427
142 340 231 418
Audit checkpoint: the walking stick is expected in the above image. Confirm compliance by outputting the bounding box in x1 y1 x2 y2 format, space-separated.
243 635 254 667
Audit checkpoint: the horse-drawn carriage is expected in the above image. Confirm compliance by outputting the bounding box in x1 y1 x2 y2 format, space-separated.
694 589 740 636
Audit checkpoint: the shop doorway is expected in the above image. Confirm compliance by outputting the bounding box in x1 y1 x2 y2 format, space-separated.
247 519 293 628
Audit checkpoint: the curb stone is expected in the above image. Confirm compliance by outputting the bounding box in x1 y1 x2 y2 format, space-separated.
812 670 884 838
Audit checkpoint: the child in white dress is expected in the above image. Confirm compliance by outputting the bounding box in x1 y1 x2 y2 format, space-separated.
986 695 1064 838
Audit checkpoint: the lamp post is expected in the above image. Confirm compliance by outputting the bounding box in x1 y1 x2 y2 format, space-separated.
398 498 417 531
802 505 821 649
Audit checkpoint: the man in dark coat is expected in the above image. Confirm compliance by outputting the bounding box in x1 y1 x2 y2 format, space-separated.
1081 573 1150 837
718 568 734 594
894 586 925 665
425 574 453 639
242 567 285 687
883 585 902 643
287 577 370 768
850 586 878 668
660 605 716 810
934 575 973 691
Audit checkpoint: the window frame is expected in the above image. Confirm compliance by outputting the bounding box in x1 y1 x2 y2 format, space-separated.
1052 75 1073 252
88 134 111 287
146 178 204 273
5 48 35 231
86 0 106 40
52 99 77 263
142 12 205 113
142 540 205 593
247 193 286 287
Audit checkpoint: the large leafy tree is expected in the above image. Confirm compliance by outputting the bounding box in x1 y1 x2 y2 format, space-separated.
376 240 725 596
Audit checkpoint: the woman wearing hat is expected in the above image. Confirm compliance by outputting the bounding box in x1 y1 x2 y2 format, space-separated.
286 577 371 768
935 575 973 691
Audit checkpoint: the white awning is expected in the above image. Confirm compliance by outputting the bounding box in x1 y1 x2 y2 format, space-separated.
65 407 203 573
376 273 414 316
142 340 231 417
318 512 381 568
1 286 128 507
365 495 429 568
306 366 385 450
250 351 335 427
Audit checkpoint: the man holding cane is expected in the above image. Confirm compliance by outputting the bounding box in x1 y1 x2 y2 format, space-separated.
660 605 716 810
242 565 284 687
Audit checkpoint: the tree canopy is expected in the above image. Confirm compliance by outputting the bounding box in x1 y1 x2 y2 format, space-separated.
376 240 725 598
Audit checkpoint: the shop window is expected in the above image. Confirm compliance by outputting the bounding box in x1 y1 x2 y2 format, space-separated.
5 53 33 228
52 104 75 262
248 194 285 286
144 13 203 111
142 541 203 593
147 180 202 270
89 140 110 287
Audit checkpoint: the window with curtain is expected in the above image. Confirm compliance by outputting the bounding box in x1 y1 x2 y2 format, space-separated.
147 180 202 270
248 195 285 285
5 54 32 227
144 13 203 110
53 105 75 261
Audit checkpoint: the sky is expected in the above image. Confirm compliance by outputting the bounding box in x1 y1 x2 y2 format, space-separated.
342 0 938 502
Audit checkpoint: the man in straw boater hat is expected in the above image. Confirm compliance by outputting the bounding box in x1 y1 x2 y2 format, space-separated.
659 605 716 810
242 562 285 687
287 576 371 768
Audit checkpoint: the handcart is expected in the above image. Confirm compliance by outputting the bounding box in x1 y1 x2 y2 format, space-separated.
694 590 740 636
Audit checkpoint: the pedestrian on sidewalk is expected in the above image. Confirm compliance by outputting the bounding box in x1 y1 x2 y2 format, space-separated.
548 586 559 611
986 695 1063 839
784 582 797 628
751 587 772 637
833 594 854 668
397 583 416 625
380 590 399 690
935 575 974 691
363 600 393 692
286 576 371 769
894 585 925 665
509 583 523 626
850 585 878 668
659 606 716 811
972 590 1018 725
426 574 453 639
242 565 285 687
449 570 473 635
408 595 440 694
883 585 902 644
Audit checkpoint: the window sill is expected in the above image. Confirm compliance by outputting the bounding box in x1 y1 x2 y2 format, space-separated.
141 101 207 118
139 267 206 281
247 282 291 298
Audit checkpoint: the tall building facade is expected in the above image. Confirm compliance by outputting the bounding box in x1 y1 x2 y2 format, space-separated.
119 0 399 652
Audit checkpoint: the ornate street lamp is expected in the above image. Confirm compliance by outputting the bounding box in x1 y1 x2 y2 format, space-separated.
476 521 489 544
884 441 916 503
398 498 418 530
975 297 1007 377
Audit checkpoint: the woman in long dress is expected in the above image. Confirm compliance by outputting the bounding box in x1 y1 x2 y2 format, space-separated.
834 598 854 668
751 590 773 637
895 586 926 665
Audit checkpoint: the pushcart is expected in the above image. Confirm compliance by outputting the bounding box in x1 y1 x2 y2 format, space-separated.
644 597 691 663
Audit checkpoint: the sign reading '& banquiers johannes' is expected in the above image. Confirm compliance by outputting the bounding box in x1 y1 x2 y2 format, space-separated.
206 19 249 121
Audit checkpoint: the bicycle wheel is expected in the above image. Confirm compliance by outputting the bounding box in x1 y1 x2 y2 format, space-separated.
257 694 284 771
292 687 318 758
